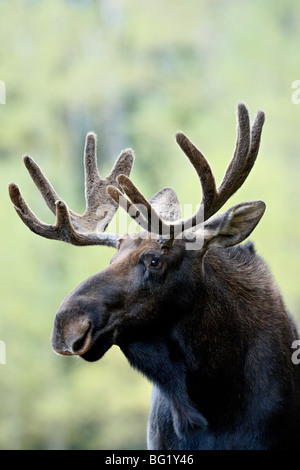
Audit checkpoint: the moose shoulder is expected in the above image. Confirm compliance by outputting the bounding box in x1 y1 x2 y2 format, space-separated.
9 103 300 450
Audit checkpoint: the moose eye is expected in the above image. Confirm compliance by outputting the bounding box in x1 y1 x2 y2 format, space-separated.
149 256 163 270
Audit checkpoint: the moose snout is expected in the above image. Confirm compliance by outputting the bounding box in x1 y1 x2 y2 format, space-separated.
51 272 113 358
51 312 92 356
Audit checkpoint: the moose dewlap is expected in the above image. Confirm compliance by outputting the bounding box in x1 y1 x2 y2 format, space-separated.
9 103 300 450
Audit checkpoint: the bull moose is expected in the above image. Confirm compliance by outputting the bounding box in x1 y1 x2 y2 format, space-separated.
9 103 300 449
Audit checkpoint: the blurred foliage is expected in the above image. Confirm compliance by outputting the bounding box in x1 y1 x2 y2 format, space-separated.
0 0 300 450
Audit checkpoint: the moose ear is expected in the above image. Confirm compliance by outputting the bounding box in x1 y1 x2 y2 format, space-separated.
149 187 182 222
203 201 266 249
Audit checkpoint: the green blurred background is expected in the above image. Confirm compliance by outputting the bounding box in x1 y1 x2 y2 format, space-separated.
1 0 300 450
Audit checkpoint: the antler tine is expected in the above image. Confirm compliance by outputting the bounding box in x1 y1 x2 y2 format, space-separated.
9 133 134 247
108 176 172 237
9 183 49 233
217 103 264 209
107 185 151 233
84 132 101 205
217 103 251 201
246 109 265 169
8 183 70 242
175 131 217 219
23 155 60 215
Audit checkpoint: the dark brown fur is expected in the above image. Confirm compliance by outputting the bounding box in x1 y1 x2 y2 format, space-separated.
51 236 300 449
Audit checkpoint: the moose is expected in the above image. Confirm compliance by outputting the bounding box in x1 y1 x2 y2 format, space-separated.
9 103 300 449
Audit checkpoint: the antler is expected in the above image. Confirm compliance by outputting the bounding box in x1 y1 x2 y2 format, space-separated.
176 102 265 220
8 133 134 247
107 103 265 241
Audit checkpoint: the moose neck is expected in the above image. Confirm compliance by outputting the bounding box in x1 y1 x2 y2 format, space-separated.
118 243 274 432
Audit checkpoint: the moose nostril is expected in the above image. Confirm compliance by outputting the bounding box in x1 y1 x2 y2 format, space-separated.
72 322 91 353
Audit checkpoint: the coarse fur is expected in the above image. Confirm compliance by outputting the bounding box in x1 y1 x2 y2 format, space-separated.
52 235 300 450
144 242 300 449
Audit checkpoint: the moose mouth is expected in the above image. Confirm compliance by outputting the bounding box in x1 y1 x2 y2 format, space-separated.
80 329 114 362
51 313 114 362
